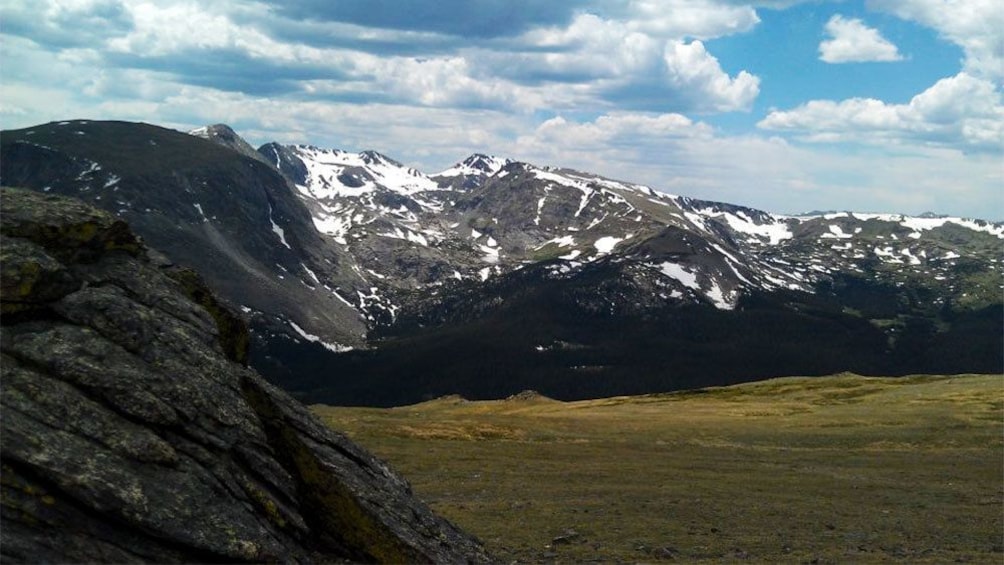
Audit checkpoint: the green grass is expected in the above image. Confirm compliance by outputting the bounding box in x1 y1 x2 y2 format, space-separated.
313 374 1004 563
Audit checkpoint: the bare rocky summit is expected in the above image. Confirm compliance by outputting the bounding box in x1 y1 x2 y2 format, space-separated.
0 187 490 563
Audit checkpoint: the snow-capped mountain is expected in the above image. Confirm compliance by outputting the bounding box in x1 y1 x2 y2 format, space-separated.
433 153 513 190
2 120 1000 406
254 138 1002 320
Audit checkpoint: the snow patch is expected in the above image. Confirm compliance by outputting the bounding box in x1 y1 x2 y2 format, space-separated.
873 246 904 263
301 263 321 285
820 224 853 239
330 289 356 309
479 244 500 263
539 235 575 249
288 321 353 353
658 262 699 290
704 280 734 310
593 236 624 254
900 216 1004 238
900 248 921 265
703 210 793 245
559 249 582 260
534 196 547 226
268 204 292 249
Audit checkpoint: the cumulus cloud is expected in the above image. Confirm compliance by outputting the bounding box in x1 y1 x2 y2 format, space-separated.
268 0 582 39
267 0 762 44
663 40 760 111
869 0 1004 82
3 0 998 219
511 112 802 198
621 0 761 39
0 0 766 116
0 0 133 50
516 112 712 153
760 1 1002 158
819 15 903 63
509 112 1002 219
758 73 1004 152
484 14 760 112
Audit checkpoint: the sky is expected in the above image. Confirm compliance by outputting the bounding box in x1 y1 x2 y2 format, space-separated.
1 0 1002 219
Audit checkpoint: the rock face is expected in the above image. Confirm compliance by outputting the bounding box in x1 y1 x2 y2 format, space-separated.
0 188 490 563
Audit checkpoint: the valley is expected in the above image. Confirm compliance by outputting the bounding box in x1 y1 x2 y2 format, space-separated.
314 373 1004 563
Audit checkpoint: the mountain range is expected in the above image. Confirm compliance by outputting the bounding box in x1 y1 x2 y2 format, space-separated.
2 120 1001 405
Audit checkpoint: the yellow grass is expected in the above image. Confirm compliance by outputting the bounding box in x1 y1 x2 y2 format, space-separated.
313 373 1004 563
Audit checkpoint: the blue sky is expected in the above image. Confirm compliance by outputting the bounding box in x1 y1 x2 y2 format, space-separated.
1 0 1001 219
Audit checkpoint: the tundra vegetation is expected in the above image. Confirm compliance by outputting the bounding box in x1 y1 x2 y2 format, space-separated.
315 373 1004 563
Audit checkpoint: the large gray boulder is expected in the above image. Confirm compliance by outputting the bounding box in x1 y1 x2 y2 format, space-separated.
0 187 491 563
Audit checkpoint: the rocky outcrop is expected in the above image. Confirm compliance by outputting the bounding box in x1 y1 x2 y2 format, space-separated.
0 188 490 563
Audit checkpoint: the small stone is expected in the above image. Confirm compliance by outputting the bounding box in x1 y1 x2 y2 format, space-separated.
551 529 581 545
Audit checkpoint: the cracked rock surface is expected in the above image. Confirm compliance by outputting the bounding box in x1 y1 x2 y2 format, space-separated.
0 187 490 563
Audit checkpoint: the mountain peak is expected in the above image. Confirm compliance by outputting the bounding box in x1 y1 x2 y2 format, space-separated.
189 123 272 165
359 149 404 168
436 153 512 180
189 123 238 141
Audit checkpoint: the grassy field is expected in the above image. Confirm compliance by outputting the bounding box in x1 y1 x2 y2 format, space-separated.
313 374 1004 563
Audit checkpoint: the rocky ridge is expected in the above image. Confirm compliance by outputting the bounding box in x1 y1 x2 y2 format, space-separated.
0 187 490 563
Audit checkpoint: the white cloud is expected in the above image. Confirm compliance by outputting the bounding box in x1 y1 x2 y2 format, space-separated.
511 113 810 198
819 15 903 63
870 0 1004 82
2 0 764 116
104 2 359 68
366 56 547 110
623 0 761 39
491 13 761 112
4 0 999 220
663 40 760 111
758 73 1004 152
762 1 1002 162
515 112 712 156
489 14 664 84
508 112 1002 219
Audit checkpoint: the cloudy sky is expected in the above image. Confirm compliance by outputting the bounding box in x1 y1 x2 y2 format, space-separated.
2 0 1002 219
